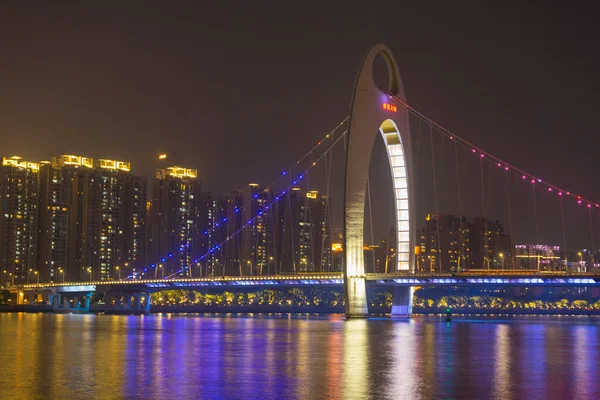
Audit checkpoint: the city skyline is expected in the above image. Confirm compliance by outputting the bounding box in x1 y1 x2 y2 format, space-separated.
2 4 600 399
2 3 600 250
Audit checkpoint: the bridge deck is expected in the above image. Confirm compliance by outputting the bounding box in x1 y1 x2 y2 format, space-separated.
14 271 600 291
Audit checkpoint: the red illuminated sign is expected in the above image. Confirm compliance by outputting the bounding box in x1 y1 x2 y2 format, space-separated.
382 103 397 112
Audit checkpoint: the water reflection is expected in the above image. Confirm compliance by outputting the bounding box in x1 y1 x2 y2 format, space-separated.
0 314 600 399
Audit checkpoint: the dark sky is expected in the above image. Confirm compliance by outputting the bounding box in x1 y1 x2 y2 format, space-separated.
1 2 599 248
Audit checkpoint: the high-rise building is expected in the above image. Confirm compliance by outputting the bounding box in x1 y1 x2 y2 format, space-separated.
469 217 512 269
52 155 96 281
417 214 469 273
241 184 275 276
514 244 561 270
278 188 331 273
149 166 202 278
222 188 243 276
123 174 147 275
38 155 147 282
199 192 226 277
0 157 39 284
37 160 70 282
416 214 510 272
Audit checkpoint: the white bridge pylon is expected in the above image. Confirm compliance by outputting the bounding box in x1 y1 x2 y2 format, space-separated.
343 44 415 317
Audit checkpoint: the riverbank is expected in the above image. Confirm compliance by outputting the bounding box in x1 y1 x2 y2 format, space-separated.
4 304 600 316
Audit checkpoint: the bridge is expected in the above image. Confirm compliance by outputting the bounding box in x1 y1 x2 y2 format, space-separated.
10 44 600 317
15 271 600 314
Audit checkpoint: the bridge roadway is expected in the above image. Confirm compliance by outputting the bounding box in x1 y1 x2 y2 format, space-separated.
12 271 600 315
17 271 600 291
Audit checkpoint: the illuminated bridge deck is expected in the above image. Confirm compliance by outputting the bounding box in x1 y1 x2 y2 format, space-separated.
17 272 600 292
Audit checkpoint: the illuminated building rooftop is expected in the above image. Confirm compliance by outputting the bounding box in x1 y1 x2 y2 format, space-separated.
96 159 131 172
52 155 94 169
2 156 39 170
156 166 198 179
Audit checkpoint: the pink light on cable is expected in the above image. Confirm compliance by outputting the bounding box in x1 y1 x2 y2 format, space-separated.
578 200 582 204
531 179 535 184
548 188 552 192
505 167 509 171
472 149 476 153
480 154 484 158
588 204 592 208
558 192 562 196
522 175 526 179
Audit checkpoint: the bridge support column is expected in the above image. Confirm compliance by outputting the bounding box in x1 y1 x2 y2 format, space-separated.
391 286 413 318
345 277 369 317
143 293 151 313
133 294 142 310
84 293 91 310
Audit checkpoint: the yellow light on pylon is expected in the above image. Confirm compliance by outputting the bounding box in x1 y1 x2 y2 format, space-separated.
158 154 167 160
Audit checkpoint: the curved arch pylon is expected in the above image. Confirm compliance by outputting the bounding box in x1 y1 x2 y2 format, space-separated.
343 44 416 318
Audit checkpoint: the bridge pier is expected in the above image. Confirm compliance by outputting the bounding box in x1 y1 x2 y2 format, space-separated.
102 292 151 314
345 277 369 317
52 292 92 313
391 286 413 318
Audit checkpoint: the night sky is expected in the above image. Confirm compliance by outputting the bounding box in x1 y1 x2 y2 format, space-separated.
1 3 599 249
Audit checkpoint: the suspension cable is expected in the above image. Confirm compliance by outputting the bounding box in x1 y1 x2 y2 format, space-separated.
504 169 514 270
134 117 349 280
164 130 348 280
559 194 568 271
531 182 540 270
428 121 442 272
453 139 464 272
478 156 489 269
589 208 595 266
367 177 376 272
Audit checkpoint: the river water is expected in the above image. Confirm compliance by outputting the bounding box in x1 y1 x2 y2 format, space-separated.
0 313 598 399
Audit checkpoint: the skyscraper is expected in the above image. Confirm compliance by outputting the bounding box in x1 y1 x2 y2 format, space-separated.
469 217 511 270
199 191 226 277
278 188 331 274
242 184 275 276
38 155 147 282
149 166 202 278
0 157 39 284
417 214 469 273
37 160 70 282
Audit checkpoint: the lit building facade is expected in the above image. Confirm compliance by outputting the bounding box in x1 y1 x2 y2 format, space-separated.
278 188 332 273
469 217 512 270
241 184 275 276
0 157 39 284
416 214 511 272
417 214 469 273
149 166 202 278
514 244 562 270
199 192 226 277
38 155 146 281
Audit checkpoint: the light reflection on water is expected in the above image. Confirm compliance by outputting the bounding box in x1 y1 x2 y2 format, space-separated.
0 313 599 399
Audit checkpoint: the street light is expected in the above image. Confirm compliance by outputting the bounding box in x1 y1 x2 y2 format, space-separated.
34 270 39 283
58 268 64 283
116 266 120 281
87 267 92 282
499 253 505 271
